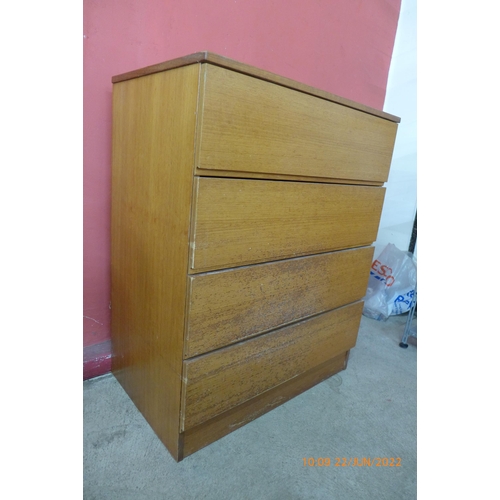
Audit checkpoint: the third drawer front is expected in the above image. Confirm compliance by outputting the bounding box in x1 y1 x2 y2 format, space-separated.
190 177 385 273
185 247 373 358
181 301 364 431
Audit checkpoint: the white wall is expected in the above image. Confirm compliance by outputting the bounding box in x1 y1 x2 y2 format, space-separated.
376 0 417 259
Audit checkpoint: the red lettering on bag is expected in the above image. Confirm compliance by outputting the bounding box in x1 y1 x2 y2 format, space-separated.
372 259 395 285
380 265 392 277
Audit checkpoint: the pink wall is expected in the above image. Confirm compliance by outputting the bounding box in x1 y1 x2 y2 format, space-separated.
83 0 401 377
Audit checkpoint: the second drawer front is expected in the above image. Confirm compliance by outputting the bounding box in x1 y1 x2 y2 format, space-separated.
185 247 373 358
190 177 385 272
181 301 363 431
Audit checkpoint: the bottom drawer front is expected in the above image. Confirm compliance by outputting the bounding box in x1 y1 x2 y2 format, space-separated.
182 352 349 459
181 301 363 431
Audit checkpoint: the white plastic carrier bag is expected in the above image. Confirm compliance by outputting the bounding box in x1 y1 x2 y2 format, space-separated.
362 243 417 321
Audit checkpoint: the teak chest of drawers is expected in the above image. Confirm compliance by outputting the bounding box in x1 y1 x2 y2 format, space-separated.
111 52 399 461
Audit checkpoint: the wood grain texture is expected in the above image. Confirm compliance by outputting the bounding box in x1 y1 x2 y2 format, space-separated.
181 351 348 459
185 247 373 357
181 302 363 431
195 64 398 183
112 52 400 123
111 64 200 459
190 177 385 272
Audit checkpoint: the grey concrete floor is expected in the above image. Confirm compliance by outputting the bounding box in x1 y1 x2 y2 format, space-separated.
84 314 416 500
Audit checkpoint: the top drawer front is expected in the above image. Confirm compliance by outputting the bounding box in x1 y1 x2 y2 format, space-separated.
196 64 398 184
190 177 385 273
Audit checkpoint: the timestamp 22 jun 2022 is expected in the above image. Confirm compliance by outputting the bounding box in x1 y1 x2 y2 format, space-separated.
303 457 402 467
